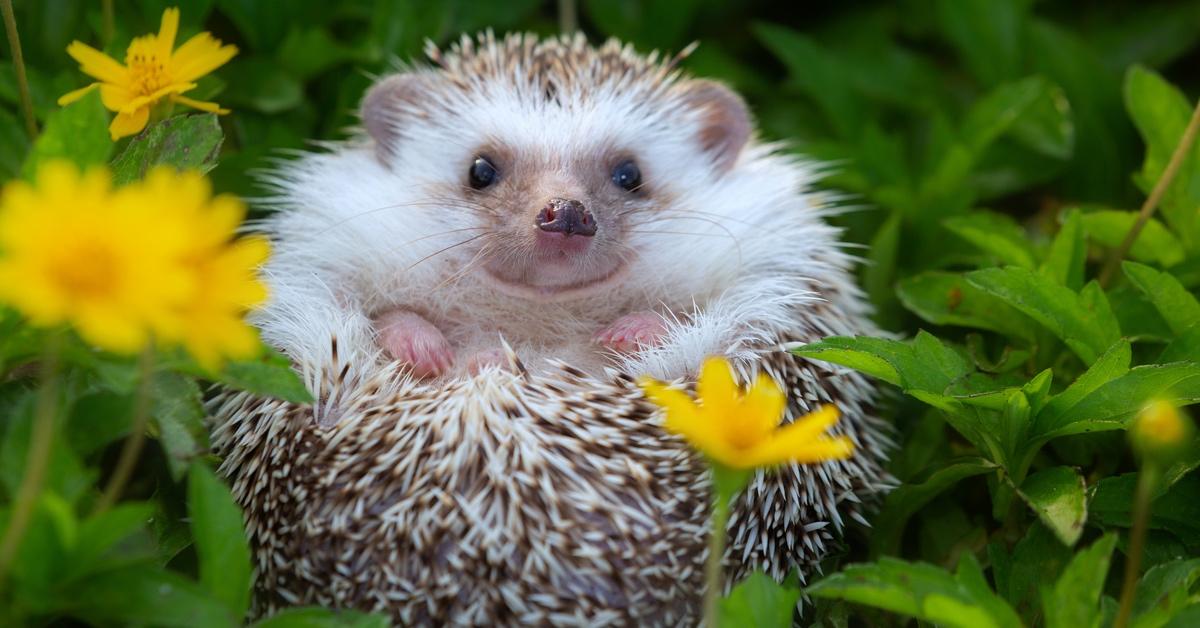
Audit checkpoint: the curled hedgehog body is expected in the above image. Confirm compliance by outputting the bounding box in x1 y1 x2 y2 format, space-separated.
209 32 892 624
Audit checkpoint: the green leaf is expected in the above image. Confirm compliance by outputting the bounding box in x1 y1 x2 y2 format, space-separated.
63 565 236 627
719 570 801 628
1124 65 1200 250
864 212 903 327
944 211 1038 268
1091 474 1200 549
221 56 304 114
188 462 253 620
792 331 972 398
1006 522 1074 624
1035 361 1200 440
217 349 313 403
109 114 224 185
1160 326 1200 364
1131 558 1200 627
0 108 30 179
21 89 112 178
961 76 1071 159
934 0 1027 86
966 268 1120 365
807 556 1023 628
1041 209 1086 290
1 390 94 507
66 390 134 457
1081 211 1186 267
1123 262 1200 337
1037 340 1131 436
1017 466 1087 546
754 23 863 140
1043 534 1117 628
62 503 156 582
251 608 392 628
152 372 209 481
870 457 997 557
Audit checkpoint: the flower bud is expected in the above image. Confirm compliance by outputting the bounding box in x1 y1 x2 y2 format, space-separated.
1130 400 1195 463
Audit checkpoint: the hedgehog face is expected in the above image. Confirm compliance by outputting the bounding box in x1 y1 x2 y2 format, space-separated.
360 36 753 303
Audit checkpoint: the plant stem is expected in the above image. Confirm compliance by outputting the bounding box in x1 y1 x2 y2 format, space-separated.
1113 463 1158 628
0 0 37 139
101 0 114 46
92 342 156 515
0 334 61 585
703 492 730 627
557 0 578 33
1099 97 1200 287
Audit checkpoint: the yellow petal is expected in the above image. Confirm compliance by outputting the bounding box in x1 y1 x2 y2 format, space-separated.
641 379 703 431
109 107 150 140
58 83 100 106
157 7 181 56
740 373 787 436
170 33 238 83
120 82 196 114
99 83 134 111
65 41 128 84
741 406 852 467
697 356 738 421
170 93 230 114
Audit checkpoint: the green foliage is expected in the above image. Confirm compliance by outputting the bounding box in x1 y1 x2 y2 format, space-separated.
2 0 1200 626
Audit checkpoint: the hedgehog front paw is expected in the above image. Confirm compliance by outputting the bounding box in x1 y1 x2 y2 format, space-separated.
594 311 668 353
373 309 454 378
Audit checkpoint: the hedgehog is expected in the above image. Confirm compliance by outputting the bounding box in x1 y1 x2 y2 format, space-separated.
208 32 893 625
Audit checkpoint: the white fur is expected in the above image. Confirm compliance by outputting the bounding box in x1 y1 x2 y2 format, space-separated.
253 47 867 386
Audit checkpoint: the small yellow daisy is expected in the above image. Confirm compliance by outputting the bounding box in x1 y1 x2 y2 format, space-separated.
58 7 237 140
0 162 269 368
0 162 193 352
640 357 854 470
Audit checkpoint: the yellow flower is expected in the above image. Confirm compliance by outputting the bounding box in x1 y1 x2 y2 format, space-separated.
136 168 269 369
639 357 854 470
0 162 194 352
1130 400 1195 462
58 7 237 140
0 162 269 368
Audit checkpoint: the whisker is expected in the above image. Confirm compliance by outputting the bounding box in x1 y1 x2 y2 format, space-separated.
406 232 491 271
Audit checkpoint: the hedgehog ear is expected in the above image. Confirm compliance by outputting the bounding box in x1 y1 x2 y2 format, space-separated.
680 80 751 173
362 73 435 162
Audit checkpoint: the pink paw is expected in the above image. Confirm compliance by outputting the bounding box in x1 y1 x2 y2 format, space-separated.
464 348 512 375
594 311 668 353
373 310 454 378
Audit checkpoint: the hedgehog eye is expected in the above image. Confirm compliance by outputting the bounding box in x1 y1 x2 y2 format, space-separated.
611 160 642 192
468 157 498 189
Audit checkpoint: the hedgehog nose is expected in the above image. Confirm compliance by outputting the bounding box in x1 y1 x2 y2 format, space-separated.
537 198 596 237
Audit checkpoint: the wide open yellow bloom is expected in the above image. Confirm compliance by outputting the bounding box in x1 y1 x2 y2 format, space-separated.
0 162 268 368
135 168 269 370
0 163 193 352
58 7 237 140
640 357 854 470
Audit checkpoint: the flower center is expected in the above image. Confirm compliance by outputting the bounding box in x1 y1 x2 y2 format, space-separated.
53 243 118 300
125 37 171 96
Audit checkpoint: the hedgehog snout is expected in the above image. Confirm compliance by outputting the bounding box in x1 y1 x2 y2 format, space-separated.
536 198 596 237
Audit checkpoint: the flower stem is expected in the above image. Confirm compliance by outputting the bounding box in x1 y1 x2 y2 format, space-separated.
557 0 577 33
92 342 156 515
1099 97 1200 287
101 0 114 46
0 334 61 585
0 0 37 139
703 492 730 627
1114 463 1159 628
